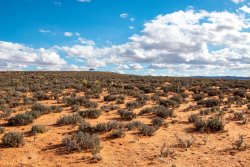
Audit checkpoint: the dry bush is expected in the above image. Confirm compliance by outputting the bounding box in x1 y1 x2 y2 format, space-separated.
31 125 48 135
1 132 24 147
174 134 196 148
232 135 248 151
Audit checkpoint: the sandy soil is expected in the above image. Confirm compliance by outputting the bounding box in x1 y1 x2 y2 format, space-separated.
0 92 250 167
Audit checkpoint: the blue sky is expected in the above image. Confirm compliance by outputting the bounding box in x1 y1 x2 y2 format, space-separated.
0 0 250 76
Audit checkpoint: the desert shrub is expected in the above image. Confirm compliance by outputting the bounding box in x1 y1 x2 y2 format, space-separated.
159 99 178 108
8 113 34 126
118 109 137 121
232 135 248 151
104 95 116 102
207 117 224 132
193 93 204 101
200 109 211 115
188 114 199 123
193 117 207 132
0 127 5 134
162 85 184 93
71 104 80 112
33 91 50 101
170 95 183 104
62 132 101 152
125 101 141 110
174 134 195 148
93 121 120 133
116 99 124 104
51 106 63 113
57 114 82 125
23 97 34 105
78 109 102 119
139 107 154 115
207 89 220 97
109 129 126 138
101 105 120 112
31 125 48 134
247 104 250 110
28 110 43 119
79 120 92 133
31 103 51 114
124 121 143 130
151 117 164 127
154 106 174 118
63 96 98 108
151 94 160 103
234 112 245 121
138 85 155 93
233 89 245 97
198 99 220 108
2 132 24 147
139 124 157 136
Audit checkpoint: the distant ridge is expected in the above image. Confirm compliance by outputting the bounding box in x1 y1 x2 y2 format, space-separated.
192 76 250 80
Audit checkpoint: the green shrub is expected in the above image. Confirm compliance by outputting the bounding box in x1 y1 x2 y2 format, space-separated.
2 132 24 147
62 132 100 152
57 114 82 125
31 125 48 134
78 109 102 119
118 109 137 121
8 113 34 126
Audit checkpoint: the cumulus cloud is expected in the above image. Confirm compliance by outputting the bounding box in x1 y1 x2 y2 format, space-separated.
0 41 66 70
129 26 134 30
64 32 73 37
231 0 245 4
39 29 52 34
239 5 250 13
59 9 250 76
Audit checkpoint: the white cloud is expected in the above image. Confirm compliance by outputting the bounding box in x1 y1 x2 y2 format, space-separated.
120 13 129 19
129 26 134 29
239 5 250 13
78 37 95 45
64 32 73 37
231 0 245 4
59 9 250 76
0 41 66 70
77 0 91 3
39 29 52 34
130 17 135 21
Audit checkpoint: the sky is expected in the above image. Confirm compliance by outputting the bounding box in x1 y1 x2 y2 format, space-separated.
0 0 250 76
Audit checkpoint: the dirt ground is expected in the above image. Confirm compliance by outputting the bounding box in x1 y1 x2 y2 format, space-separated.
0 91 250 167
